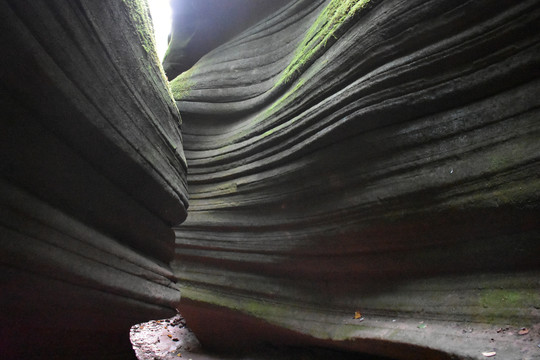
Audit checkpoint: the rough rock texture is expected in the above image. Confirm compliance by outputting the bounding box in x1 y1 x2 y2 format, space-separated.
171 0 540 359
0 0 187 358
130 314 201 359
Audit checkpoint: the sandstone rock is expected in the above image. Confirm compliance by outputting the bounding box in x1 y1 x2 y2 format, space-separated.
0 0 187 358
171 0 540 358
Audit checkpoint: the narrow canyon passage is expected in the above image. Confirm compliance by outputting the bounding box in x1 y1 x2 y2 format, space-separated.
1 0 539 359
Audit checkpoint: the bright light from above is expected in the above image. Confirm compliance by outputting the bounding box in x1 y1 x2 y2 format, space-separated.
147 0 172 61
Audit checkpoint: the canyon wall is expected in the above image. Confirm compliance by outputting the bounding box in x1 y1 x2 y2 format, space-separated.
170 0 540 358
0 0 187 358
1 0 538 358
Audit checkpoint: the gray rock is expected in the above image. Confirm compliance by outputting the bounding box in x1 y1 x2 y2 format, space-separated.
171 0 540 358
0 0 188 358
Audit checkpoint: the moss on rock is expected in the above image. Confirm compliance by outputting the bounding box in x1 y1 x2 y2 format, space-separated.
478 288 540 326
121 0 157 57
278 0 371 86
170 65 197 101
121 0 178 102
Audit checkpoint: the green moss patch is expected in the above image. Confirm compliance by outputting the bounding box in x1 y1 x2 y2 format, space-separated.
170 65 197 100
477 288 539 326
120 0 178 109
264 77 306 120
278 0 371 86
122 0 157 57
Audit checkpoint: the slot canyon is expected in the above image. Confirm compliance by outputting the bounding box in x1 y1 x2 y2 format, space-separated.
1 0 539 359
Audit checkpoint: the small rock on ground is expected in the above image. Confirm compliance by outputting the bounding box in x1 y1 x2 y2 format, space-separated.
130 314 201 360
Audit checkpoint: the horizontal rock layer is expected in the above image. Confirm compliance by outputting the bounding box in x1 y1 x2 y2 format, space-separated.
0 181 180 358
172 0 540 358
0 0 188 358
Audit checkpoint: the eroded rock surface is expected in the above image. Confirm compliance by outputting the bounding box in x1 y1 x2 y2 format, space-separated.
0 0 187 358
170 0 540 359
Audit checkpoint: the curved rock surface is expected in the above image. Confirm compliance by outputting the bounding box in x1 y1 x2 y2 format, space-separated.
171 0 540 358
0 0 187 358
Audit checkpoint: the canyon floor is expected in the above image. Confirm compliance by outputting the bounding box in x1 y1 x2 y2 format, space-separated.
130 314 389 360
130 313 540 360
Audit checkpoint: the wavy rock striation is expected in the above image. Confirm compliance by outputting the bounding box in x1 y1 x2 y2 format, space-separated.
171 0 540 358
0 0 187 358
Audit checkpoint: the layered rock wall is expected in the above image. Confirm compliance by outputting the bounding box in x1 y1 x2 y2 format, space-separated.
171 0 540 358
0 0 187 358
